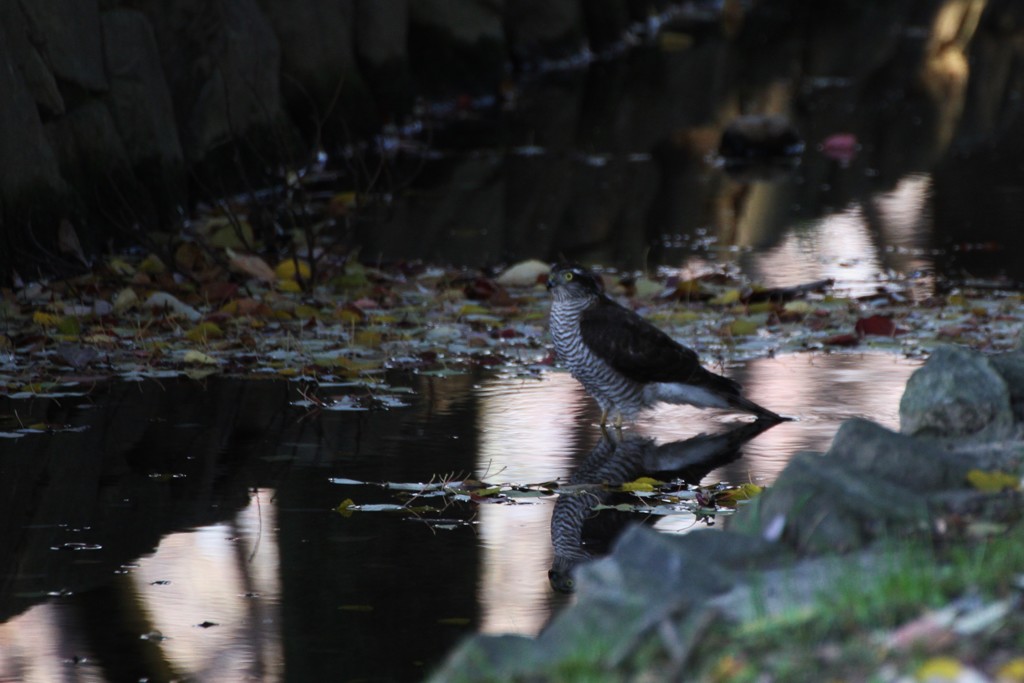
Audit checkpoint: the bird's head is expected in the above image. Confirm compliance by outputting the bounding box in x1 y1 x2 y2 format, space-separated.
547 263 604 302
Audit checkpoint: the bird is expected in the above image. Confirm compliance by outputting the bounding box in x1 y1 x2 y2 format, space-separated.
546 262 785 427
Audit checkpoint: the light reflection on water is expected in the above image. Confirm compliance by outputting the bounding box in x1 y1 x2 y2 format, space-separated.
130 490 282 681
470 350 921 636
724 172 935 299
0 350 927 677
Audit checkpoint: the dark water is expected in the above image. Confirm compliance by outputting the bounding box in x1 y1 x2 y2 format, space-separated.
5 3 1024 681
0 349 918 682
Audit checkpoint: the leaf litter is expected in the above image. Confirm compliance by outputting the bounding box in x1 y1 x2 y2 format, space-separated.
3 229 1021 422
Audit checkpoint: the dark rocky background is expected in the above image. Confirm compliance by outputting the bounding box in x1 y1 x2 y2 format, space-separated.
3 0 1024 281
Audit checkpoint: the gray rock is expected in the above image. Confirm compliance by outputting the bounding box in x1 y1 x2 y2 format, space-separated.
0 1 64 116
0 14 69 272
409 0 504 45
505 0 587 63
990 348 1024 422
135 0 286 162
256 0 358 98
428 526 774 682
354 0 408 68
18 0 107 92
730 451 931 553
731 419 974 553
830 418 971 489
101 10 183 170
899 345 1014 439
408 0 506 96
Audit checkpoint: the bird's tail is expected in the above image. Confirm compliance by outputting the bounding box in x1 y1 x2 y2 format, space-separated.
725 392 789 422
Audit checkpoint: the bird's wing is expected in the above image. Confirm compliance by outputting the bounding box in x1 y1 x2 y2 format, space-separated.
580 298 731 389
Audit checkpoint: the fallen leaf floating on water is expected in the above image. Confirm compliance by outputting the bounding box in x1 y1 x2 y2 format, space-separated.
822 333 859 347
183 350 219 365
495 259 549 287
228 251 276 283
854 314 905 337
145 292 201 321
966 469 1021 492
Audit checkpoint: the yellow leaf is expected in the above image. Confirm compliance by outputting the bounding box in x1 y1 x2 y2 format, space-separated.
205 218 254 250
108 257 135 277
458 304 490 316
139 254 166 274
57 316 80 336
675 279 704 297
277 279 302 293
718 483 763 505
333 307 364 325
276 367 299 377
472 486 502 497
185 322 224 343
917 656 964 680
113 287 139 314
82 334 117 346
295 304 319 319
354 330 382 347
621 477 662 492
183 350 219 365
33 311 61 327
997 658 1024 682
336 498 356 517
784 300 813 314
740 301 774 314
275 259 311 281
966 469 1020 493
710 289 741 306
948 294 967 307
728 318 760 336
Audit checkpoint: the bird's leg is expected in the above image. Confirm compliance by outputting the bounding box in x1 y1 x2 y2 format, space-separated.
614 413 624 433
599 409 608 427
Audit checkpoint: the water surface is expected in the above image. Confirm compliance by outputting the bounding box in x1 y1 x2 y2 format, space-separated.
0 349 920 681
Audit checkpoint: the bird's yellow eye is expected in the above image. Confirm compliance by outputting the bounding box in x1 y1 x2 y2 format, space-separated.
564 272 574 281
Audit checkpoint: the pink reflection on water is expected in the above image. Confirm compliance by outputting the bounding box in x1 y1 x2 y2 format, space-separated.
0 490 283 682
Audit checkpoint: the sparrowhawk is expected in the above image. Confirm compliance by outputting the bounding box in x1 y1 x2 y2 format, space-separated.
547 263 785 426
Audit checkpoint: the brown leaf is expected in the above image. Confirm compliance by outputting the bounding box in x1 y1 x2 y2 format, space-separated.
229 253 276 283
823 333 859 346
854 315 903 337
58 219 88 266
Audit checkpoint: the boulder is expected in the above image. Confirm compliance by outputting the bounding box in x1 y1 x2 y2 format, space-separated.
134 0 287 163
428 526 775 681
731 419 972 553
900 345 1015 439
353 0 413 116
408 0 506 95
101 9 186 216
17 0 107 93
0 14 71 277
0 0 64 116
504 0 587 65
989 345 1024 422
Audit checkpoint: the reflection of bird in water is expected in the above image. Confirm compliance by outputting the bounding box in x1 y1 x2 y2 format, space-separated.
547 263 786 428
548 419 778 593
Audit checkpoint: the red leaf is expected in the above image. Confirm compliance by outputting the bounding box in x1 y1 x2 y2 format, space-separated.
855 315 902 337
823 333 860 346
